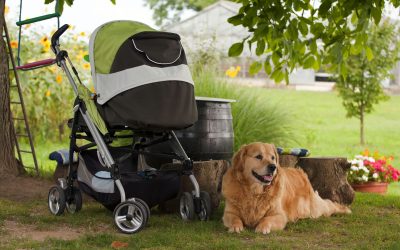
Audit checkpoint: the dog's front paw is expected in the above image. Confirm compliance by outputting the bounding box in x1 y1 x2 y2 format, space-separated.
228 222 244 233
255 221 272 235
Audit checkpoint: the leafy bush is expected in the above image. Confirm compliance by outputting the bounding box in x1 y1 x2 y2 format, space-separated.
192 65 298 150
9 25 90 142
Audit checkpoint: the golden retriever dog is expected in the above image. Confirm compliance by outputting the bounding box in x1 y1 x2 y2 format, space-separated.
222 142 351 234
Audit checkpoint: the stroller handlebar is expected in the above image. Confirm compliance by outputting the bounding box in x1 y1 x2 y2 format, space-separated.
51 24 69 53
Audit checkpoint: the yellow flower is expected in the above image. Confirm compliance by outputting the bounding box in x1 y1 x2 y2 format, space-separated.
24 24 31 30
40 36 49 46
90 86 95 93
45 90 51 97
225 65 241 78
83 63 90 70
10 40 18 49
80 31 86 36
69 25 75 30
73 35 78 41
5 5 9 15
56 75 62 84
42 40 51 53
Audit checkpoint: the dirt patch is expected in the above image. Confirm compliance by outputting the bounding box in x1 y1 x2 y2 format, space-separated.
0 175 54 201
3 220 81 242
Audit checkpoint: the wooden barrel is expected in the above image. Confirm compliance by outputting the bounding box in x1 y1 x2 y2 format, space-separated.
175 97 235 161
146 97 235 167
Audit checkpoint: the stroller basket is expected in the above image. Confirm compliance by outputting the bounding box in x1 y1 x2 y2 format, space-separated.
77 149 180 210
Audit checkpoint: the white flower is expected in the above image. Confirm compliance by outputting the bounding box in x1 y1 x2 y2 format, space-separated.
351 166 358 171
355 155 368 161
362 175 369 182
362 167 369 174
357 160 364 168
368 157 375 163
373 173 378 179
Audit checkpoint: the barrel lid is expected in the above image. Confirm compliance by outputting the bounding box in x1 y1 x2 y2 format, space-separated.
195 96 236 103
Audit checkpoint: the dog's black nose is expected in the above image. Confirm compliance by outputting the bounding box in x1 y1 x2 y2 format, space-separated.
267 164 276 172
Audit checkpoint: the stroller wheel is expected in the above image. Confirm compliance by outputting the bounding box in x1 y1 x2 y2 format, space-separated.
66 187 83 214
48 186 66 216
198 191 212 221
179 192 195 221
129 198 150 224
113 201 147 234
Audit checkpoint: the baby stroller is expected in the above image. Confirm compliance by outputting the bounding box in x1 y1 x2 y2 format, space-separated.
47 21 212 233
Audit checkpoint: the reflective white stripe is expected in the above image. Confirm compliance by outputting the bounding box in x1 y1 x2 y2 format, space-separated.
96 64 194 104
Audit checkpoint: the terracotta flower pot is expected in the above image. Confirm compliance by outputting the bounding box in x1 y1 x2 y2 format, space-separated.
351 182 388 194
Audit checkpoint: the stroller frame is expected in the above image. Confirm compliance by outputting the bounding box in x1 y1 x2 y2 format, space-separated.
47 24 209 234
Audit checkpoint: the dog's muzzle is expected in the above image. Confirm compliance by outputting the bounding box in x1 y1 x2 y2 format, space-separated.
252 164 276 185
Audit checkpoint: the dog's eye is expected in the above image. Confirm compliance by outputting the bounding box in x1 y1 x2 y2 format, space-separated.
272 156 275 161
255 154 263 160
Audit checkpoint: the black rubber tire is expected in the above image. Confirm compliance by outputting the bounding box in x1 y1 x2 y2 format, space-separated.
198 191 212 221
48 186 66 216
179 192 195 221
133 198 150 224
113 201 147 234
66 187 83 214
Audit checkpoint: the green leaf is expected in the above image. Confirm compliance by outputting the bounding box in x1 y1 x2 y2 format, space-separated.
351 11 358 24
340 63 347 78
228 14 244 26
318 0 333 17
65 0 74 6
371 7 382 25
228 42 244 57
264 59 272 74
299 17 313 25
274 70 285 83
303 56 315 69
310 23 324 37
299 22 308 36
255 40 265 56
110 0 116 4
44 0 55 4
272 51 281 66
56 0 64 14
365 46 374 61
249 61 262 75
84 54 90 62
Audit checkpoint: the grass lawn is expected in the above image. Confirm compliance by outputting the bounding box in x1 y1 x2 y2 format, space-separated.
0 190 399 249
7 87 400 249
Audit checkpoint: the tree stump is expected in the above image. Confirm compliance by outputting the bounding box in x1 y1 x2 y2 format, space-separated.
279 155 299 168
160 160 229 212
296 157 354 205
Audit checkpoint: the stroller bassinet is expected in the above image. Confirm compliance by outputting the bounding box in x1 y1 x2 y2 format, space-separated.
47 21 212 234
89 21 197 130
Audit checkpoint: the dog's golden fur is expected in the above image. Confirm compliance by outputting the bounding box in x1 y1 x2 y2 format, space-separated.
222 142 351 234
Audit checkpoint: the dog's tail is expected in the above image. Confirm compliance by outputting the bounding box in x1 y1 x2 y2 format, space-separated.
311 191 351 218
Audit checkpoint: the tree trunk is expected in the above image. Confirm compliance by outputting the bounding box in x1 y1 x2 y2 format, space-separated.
0 5 19 176
296 157 355 205
360 106 365 145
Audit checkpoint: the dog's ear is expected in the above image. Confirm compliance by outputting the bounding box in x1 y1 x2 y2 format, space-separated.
272 144 279 166
232 144 247 172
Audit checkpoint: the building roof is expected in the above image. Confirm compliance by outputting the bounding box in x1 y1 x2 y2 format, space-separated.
164 0 240 30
